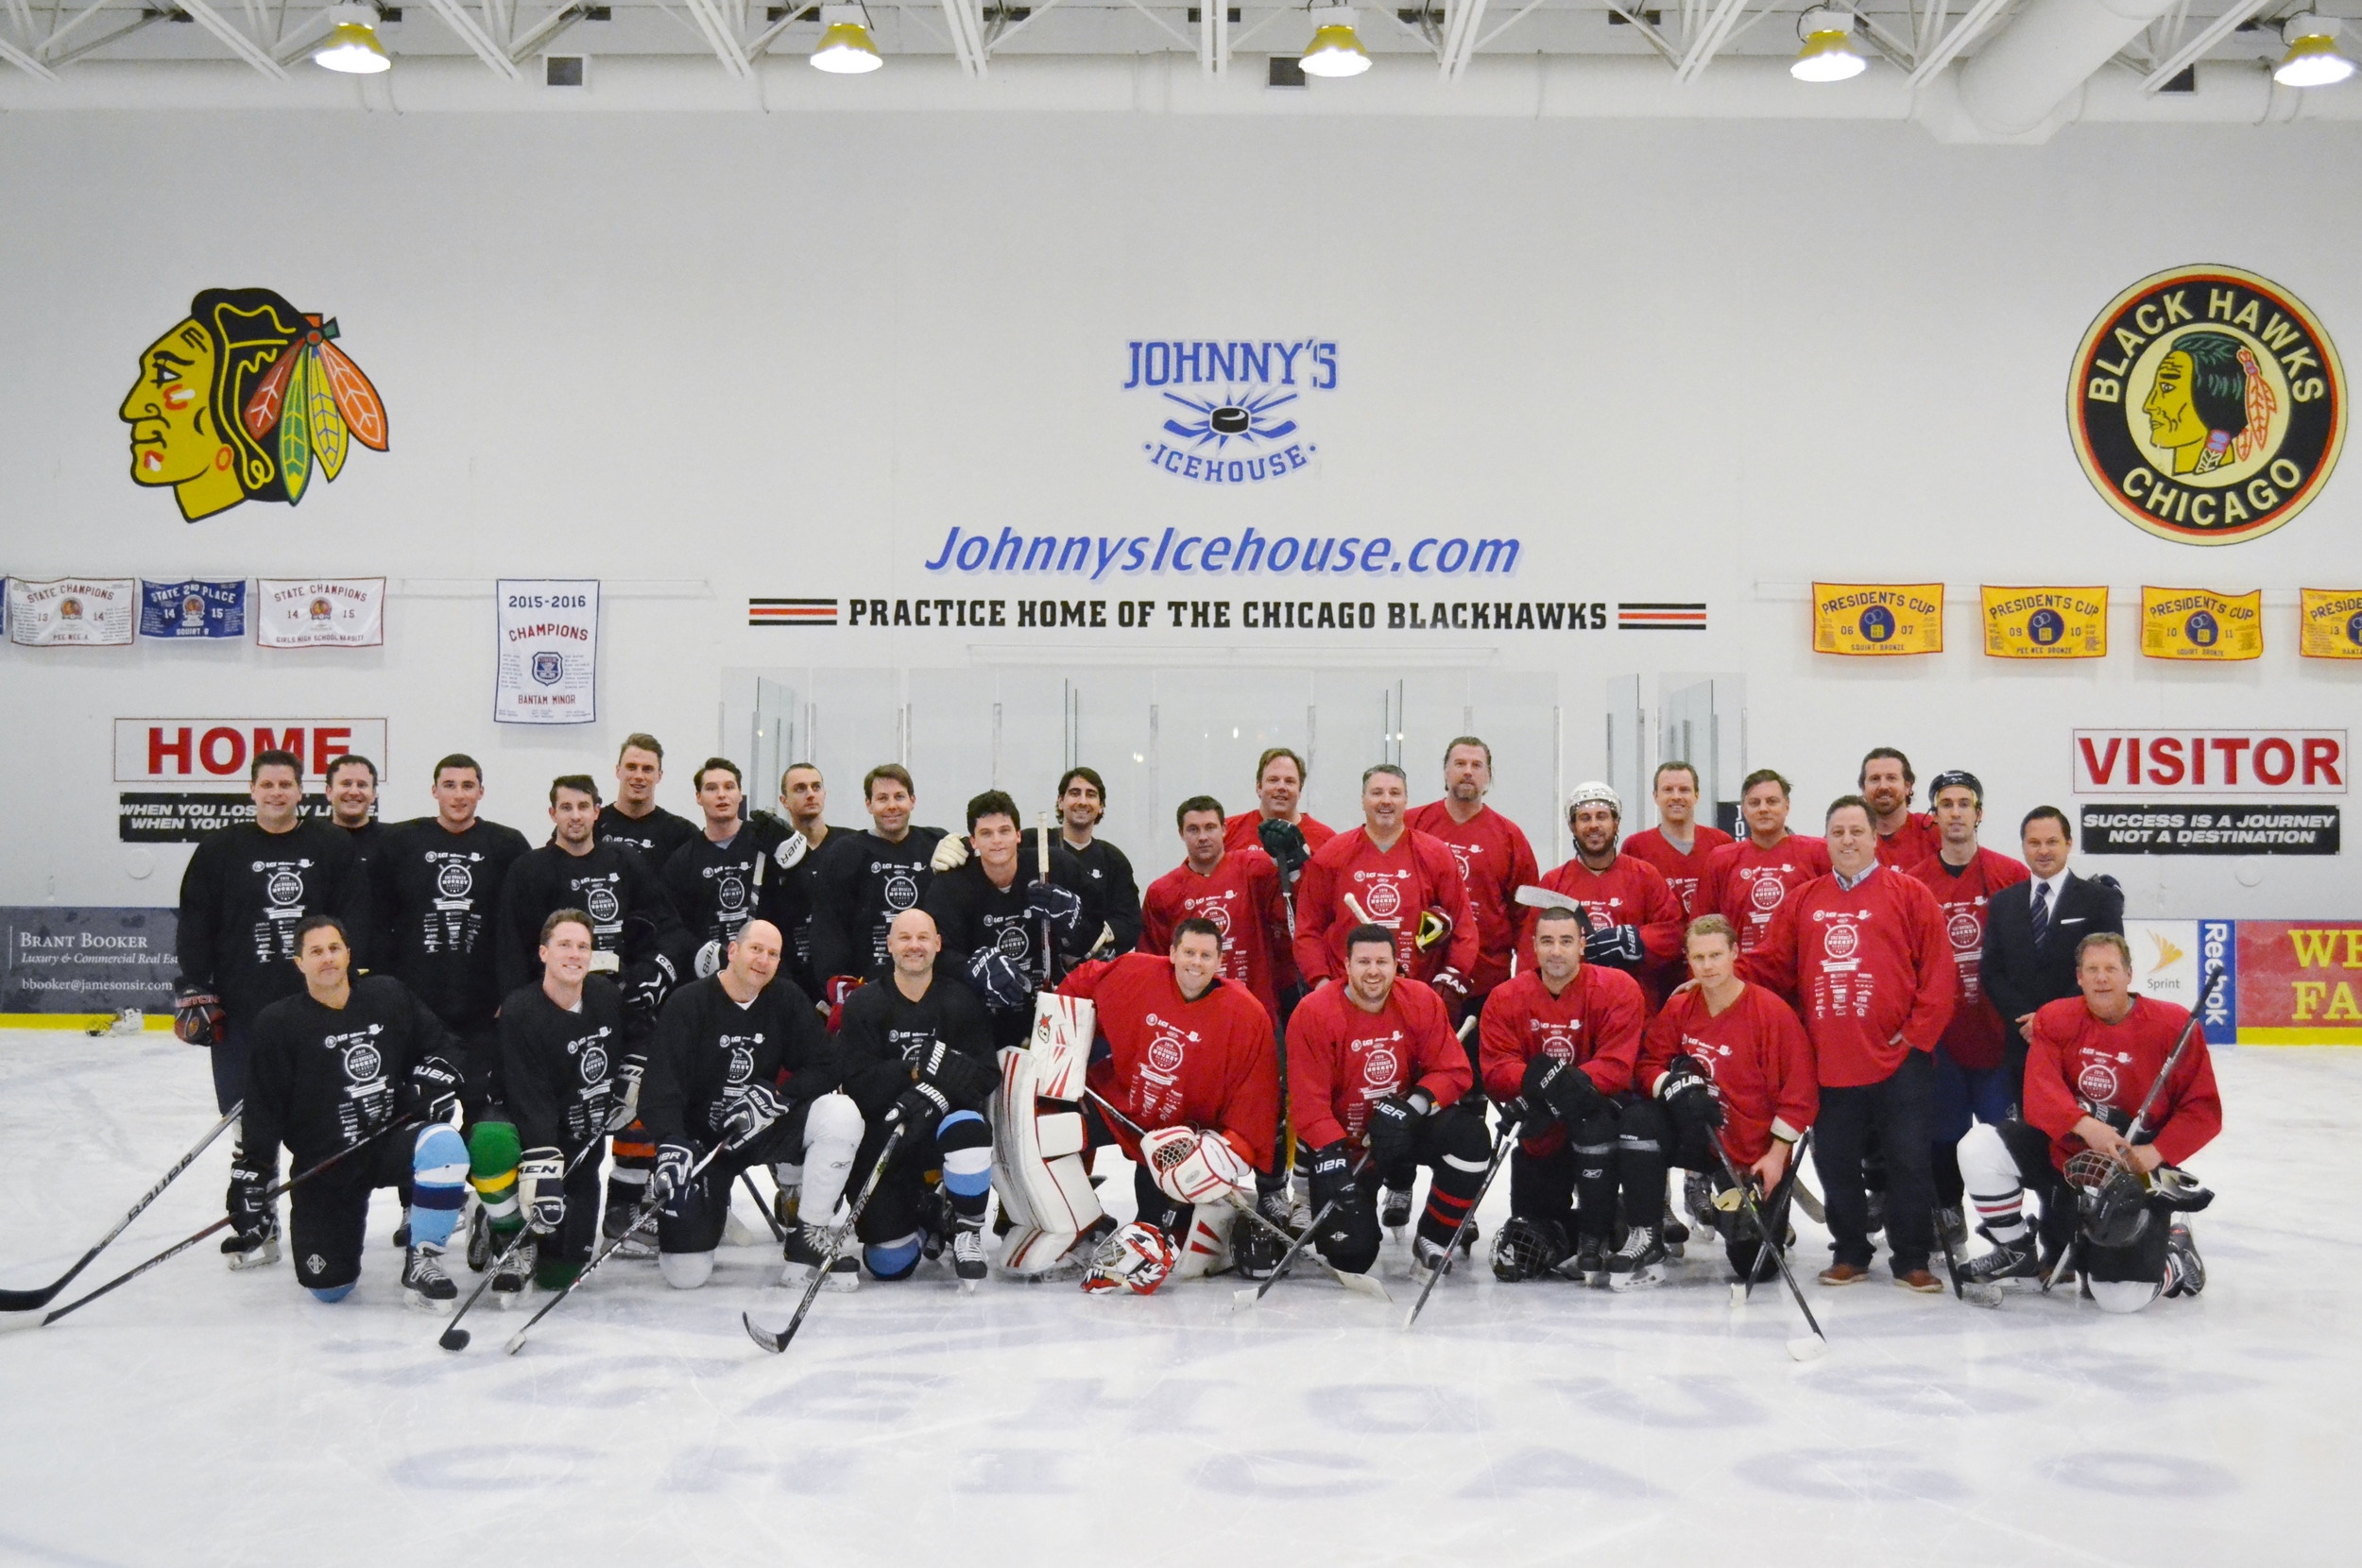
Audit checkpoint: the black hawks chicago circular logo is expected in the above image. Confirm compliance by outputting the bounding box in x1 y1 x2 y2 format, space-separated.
2070 265 2345 546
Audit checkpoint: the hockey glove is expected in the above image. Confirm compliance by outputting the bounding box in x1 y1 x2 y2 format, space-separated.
1414 908 1455 954
223 1163 271 1249
886 1081 951 1139
1307 1141 1357 1216
1142 1125 1254 1205
1429 967 1471 1004
720 1082 783 1150
652 1142 697 1205
693 939 726 980
916 1039 1001 1110
606 1051 647 1133
623 964 670 1029
402 1054 464 1121
173 986 225 1048
1656 1052 1724 1133
1365 1090 1432 1174
1522 1056 1604 1129
1257 818 1309 881
1026 880 1087 936
964 947 1030 1011
771 831 809 872
519 1147 567 1235
1583 924 1648 969
931 836 969 873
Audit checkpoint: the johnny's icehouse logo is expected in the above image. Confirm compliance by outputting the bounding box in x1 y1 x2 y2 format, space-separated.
2071 266 2344 545
1125 339 1335 486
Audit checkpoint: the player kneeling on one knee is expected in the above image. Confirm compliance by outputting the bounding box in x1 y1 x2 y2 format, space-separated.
1287 925 1488 1283
833 909 1004 1287
635 920 844 1290
1956 933 2219 1311
221 914 471 1306
1476 902 1647 1286
1626 916 1819 1285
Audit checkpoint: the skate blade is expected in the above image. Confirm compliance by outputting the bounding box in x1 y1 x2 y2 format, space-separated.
1607 1268 1664 1292
405 1291 456 1314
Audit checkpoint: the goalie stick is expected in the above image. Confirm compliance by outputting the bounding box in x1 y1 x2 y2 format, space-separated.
0 1101 242 1313
437 1139 607 1352
505 1143 722 1355
744 1123 912 1354
1400 1105 1521 1332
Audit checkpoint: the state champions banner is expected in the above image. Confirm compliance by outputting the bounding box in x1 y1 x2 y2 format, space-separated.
495 579 599 725
2141 586 2262 661
255 578 385 648
2300 588 2362 660
7 577 135 646
1980 586 2107 659
1812 583 1943 656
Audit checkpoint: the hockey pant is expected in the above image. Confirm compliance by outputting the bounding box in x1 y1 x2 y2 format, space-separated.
1815 1050 1936 1276
1958 1121 2175 1312
656 1093 862 1289
847 1110 994 1282
1618 1100 1795 1279
1310 1106 1491 1274
286 1123 470 1302
1507 1100 1623 1243
1928 1048 2013 1207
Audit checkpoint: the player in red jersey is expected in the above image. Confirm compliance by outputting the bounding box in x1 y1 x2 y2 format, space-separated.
1292 764 1478 1003
1524 782 1686 1010
1622 761 1735 921
1625 915 1818 1283
1956 932 2218 1311
1287 926 1487 1284
1901 770 2029 1256
1696 769 1830 958
1479 903 1648 1285
1140 795 1295 1024
1862 747 1941 869
1738 794 1957 1292
1222 746 1337 858
1057 924 1282 1293
1406 736 1540 1020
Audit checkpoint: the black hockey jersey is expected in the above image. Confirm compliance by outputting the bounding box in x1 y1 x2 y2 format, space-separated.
175 821 373 1024
1020 827 1143 956
834 970 996 1119
242 975 454 1166
639 974 836 1148
498 976 627 1151
595 802 698 868
496 841 688 997
662 829 789 957
807 826 950 981
921 851 1098 1048
372 817 532 1029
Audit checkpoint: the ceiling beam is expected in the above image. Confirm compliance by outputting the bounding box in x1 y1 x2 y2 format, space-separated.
426 0 523 77
176 0 292 78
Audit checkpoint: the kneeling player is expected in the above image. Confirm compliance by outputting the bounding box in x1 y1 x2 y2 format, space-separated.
223 915 471 1307
833 909 1002 1287
1625 916 1818 1285
1287 925 1486 1284
1478 903 1647 1286
1056 919 1280 1294
639 920 859 1290
1956 932 2217 1310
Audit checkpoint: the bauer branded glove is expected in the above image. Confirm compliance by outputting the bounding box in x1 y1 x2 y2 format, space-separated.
1583 925 1647 968
1257 818 1309 881
965 948 1030 1010
402 1054 463 1120
1656 1052 1724 1133
224 1164 271 1246
652 1142 697 1204
1365 1090 1430 1173
606 1051 647 1133
1522 1056 1604 1129
720 1082 783 1150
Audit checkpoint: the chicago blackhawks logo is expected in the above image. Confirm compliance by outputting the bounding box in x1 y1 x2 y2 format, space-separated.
2070 266 2344 546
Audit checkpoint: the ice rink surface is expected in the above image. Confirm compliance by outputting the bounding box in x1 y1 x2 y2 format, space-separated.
0 1031 2350 1568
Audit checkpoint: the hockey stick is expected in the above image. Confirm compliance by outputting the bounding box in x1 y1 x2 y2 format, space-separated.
1231 1149 1373 1310
744 1122 912 1354
43 1113 422 1327
505 1143 722 1355
2040 964 2225 1296
1400 1109 1518 1331
739 1170 790 1245
0 1101 243 1313
438 1139 605 1352
1711 1138 1827 1360
1729 1130 1809 1304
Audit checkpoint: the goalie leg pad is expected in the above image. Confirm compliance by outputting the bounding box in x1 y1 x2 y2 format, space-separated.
991 1049 1104 1238
1027 993 1096 1101
1172 1204 1237 1281
1142 1125 1255 1206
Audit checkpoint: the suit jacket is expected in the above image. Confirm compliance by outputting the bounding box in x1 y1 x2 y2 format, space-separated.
1981 869 2126 1030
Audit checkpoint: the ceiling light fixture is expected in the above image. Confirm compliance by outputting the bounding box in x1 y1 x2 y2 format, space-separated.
1299 5 1372 77
812 4 884 73
315 3 392 74
1790 9 1865 82
2274 15 2355 88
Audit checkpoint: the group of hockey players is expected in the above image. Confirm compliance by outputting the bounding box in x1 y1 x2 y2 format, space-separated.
166 728 2220 1324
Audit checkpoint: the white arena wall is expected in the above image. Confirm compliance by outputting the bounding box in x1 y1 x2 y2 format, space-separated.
1 110 2357 918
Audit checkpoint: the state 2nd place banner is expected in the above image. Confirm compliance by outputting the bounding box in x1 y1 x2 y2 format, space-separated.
495 579 599 725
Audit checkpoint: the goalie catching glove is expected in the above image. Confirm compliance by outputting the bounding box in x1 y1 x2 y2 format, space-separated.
1140 1124 1256 1205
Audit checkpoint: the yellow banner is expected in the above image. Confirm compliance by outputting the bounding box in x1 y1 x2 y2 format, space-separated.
1981 586 2108 658
2301 588 2362 659
2140 586 2262 661
1812 583 1944 656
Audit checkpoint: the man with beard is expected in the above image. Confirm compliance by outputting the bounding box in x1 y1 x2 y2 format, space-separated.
1527 782 1686 1012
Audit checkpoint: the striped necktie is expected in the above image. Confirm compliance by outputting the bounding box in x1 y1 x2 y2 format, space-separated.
2029 879 2052 947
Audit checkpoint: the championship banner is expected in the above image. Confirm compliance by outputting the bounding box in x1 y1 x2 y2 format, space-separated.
2300 588 2362 660
1811 583 1943 656
495 579 599 725
1980 586 2107 659
138 578 247 639
7 577 135 646
2140 586 2261 661
254 577 385 649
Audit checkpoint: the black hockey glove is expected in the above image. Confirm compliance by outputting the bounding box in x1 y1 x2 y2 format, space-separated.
623 958 675 1027
1656 1053 1724 1133
520 1147 567 1235
886 1080 951 1139
916 1039 1001 1111
223 1163 271 1250
652 1142 697 1205
1365 1090 1431 1174
1522 1056 1604 1129
1257 818 1309 881
606 1051 647 1133
1583 924 1647 969
965 948 1030 1011
720 1082 782 1150
1307 1141 1357 1216
173 985 225 1047
1026 880 1087 936
402 1054 463 1121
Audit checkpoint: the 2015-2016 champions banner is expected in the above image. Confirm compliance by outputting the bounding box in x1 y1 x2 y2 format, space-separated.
495 580 599 725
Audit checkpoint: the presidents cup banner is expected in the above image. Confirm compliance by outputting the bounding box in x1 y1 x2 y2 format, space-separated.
495 579 599 725
7 577 135 646
1812 583 1943 656
1980 586 2107 659
2140 586 2262 661
2300 588 2362 659
255 577 385 648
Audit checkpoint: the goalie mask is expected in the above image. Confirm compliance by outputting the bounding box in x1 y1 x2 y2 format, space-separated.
2065 1148 2152 1250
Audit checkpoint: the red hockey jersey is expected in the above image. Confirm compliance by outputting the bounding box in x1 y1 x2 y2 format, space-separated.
1476 964 1647 1102
1285 976 1471 1150
1521 854 1686 1008
1874 811 1942 869
1904 847 2030 1072
1060 952 1280 1174
1405 799 1541 996
1737 865 1959 1088
1623 825 1736 921
2025 995 2221 1173
1696 834 1831 957
1292 827 1479 987
1224 811 1337 856
1639 983 1819 1167
1138 848 1297 1024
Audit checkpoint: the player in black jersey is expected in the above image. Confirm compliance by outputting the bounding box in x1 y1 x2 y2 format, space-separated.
921 790 1093 1050
223 914 471 1306
641 919 858 1291
595 732 698 867
808 764 950 1015
175 748 373 1116
756 763 844 983
834 909 1001 1287
369 754 529 1129
1044 767 1142 956
663 758 805 982
327 754 396 887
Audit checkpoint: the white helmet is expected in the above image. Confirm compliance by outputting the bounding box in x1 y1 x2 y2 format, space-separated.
1566 780 1622 820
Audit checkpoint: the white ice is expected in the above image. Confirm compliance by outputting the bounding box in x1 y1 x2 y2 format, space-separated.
0 1031 2349 1568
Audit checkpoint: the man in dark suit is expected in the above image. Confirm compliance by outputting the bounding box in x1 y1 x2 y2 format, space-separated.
1981 806 2125 1102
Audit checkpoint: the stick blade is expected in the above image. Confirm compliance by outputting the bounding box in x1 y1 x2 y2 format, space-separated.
743 1311 787 1355
502 1332 527 1355
1787 1334 1828 1362
0 1286 62 1313
438 1326 471 1353
1337 1270 1392 1303
1231 1286 1262 1311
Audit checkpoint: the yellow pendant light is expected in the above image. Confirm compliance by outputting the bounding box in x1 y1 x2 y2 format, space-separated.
1300 6 1373 77
812 4 884 73
315 4 392 74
